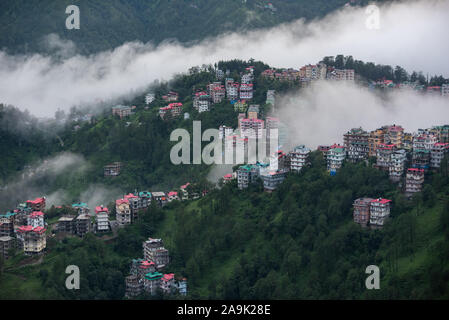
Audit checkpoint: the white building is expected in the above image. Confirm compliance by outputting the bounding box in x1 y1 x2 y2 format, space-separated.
389 149 406 182
289 145 311 172
327 145 346 172
27 211 45 228
369 198 391 227
95 206 110 232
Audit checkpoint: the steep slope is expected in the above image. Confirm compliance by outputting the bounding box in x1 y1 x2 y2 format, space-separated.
0 0 389 54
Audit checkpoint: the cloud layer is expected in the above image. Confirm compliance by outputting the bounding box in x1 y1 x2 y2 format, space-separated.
0 0 447 117
277 81 449 149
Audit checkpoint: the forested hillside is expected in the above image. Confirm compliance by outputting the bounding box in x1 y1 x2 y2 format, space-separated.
1 150 448 299
0 0 390 54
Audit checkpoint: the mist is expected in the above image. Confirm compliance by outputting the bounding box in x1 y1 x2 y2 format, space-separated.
0 152 90 211
277 80 449 150
0 0 447 117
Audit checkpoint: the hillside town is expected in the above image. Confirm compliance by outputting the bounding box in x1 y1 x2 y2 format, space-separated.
1 59 448 299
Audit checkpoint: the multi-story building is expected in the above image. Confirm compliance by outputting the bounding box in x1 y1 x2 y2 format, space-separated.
431 125 449 143
152 192 167 207
300 64 327 80
288 145 311 172
143 238 169 268
237 164 260 189
57 216 75 233
239 83 253 100
104 162 122 176
116 198 131 226
193 92 210 113
125 274 143 298
327 145 346 173
260 169 289 192
369 128 385 157
431 142 449 169
328 68 355 81
159 102 183 120
405 168 425 195
95 206 109 232
0 212 16 237
26 197 46 212
240 118 264 139
389 149 406 182
369 198 392 228
210 84 226 104
402 132 413 151
384 125 404 148
17 225 46 255
344 127 370 162
27 211 45 228
413 132 438 151
216 69 224 80
75 214 92 237
376 143 395 170
143 272 163 295
0 236 16 260
112 105 134 119
138 191 152 209
353 198 374 227
124 193 140 222
227 83 240 101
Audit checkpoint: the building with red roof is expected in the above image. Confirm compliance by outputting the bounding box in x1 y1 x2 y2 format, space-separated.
17 225 47 255
26 197 46 212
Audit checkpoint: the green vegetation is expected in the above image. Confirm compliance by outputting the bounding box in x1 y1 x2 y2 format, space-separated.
1 58 449 299
0 0 394 54
1 151 448 299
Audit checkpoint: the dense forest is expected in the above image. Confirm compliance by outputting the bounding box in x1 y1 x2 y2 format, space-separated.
1 150 448 299
0 0 392 54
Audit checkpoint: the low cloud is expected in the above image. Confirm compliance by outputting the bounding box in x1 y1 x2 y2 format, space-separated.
277 81 449 149
0 152 89 211
0 0 447 117
79 184 123 212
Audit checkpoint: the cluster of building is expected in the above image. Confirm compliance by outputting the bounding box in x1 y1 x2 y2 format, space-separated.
0 197 48 258
318 124 449 196
125 238 187 298
353 197 392 228
372 80 449 96
261 62 355 86
190 67 256 113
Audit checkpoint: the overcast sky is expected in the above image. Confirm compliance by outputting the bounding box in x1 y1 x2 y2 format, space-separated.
0 0 448 117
